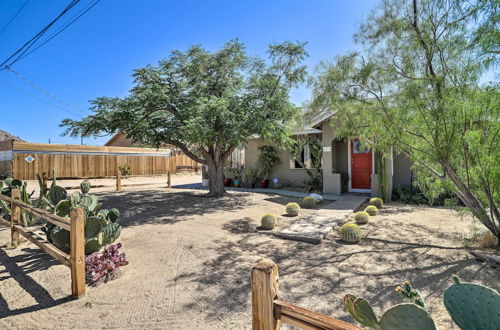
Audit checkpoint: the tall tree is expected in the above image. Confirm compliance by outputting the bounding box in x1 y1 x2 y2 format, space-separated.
311 0 500 246
61 40 307 196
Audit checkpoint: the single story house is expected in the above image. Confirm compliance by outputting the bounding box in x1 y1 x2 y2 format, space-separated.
241 110 413 198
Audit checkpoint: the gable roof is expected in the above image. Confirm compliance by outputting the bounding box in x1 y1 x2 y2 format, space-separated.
0 130 25 142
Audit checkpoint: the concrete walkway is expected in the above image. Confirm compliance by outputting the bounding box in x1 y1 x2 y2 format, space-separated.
273 195 368 244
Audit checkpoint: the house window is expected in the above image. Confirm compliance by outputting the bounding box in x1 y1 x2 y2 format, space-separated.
227 145 245 167
290 144 310 169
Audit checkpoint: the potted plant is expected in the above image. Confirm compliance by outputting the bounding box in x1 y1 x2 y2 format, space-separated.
243 168 259 188
223 168 232 187
232 166 244 187
257 145 281 188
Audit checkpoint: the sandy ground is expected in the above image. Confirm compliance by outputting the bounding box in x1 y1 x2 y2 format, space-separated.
0 184 498 329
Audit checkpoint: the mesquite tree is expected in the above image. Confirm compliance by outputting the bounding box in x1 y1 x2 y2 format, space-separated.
311 0 499 246
61 40 307 196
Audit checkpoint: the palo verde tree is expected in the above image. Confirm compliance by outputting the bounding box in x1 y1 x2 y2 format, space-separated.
61 40 307 196
311 0 500 246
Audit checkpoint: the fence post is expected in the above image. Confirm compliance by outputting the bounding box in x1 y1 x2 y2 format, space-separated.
10 188 21 247
116 168 122 192
167 171 172 188
70 207 85 298
251 258 280 330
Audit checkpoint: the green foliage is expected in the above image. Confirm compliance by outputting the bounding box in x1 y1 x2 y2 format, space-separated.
354 211 370 225
302 196 316 209
395 281 426 310
261 213 277 230
289 136 323 192
444 278 500 330
257 146 281 180
285 202 300 216
118 164 131 176
0 178 36 225
80 180 91 194
60 40 307 196
393 184 462 207
311 0 499 245
242 168 260 187
365 205 378 216
339 223 362 243
369 198 383 209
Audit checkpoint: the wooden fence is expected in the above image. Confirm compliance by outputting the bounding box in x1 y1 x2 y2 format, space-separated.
251 259 360 330
0 189 86 298
0 140 199 180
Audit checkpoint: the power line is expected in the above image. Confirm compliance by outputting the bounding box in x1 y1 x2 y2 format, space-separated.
17 0 101 61
0 0 31 36
0 0 81 71
5 67 90 116
0 79 83 118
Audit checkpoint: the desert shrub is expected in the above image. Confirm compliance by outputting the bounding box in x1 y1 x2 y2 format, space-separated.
118 164 131 176
393 184 462 206
302 196 316 209
261 214 277 230
365 205 378 216
85 243 129 286
369 197 383 209
340 223 362 243
478 230 498 248
285 202 300 216
354 211 370 224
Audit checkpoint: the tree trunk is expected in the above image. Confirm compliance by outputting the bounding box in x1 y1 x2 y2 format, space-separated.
206 157 226 197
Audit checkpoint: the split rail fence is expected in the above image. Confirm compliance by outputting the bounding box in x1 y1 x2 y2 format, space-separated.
251 259 360 330
0 188 85 298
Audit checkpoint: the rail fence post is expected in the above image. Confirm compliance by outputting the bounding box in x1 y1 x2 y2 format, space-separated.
10 188 21 247
251 258 280 330
116 168 122 192
70 207 85 298
167 171 172 188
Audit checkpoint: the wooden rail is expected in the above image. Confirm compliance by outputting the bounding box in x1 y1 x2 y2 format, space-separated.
251 259 361 330
0 189 85 298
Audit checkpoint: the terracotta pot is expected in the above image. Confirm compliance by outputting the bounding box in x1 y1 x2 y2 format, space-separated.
234 181 241 188
260 179 269 188
223 179 231 187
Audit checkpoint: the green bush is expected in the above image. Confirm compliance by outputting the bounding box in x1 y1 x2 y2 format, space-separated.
365 205 378 216
354 211 370 224
369 197 383 209
302 196 316 209
340 223 362 243
285 202 300 216
261 214 277 230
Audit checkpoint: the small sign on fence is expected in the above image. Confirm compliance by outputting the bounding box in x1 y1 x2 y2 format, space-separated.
24 155 35 163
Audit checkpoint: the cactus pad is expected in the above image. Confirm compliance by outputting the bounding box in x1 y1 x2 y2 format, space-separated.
340 223 362 243
369 197 383 209
444 282 500 330
80 180 91 194
343 294 379 329
365 205 378 216
48 185 68 205
379 303 436 330
354 211 370 225
55 200 71 217
285 202 300 216
302 196 316 209
261 214 277 230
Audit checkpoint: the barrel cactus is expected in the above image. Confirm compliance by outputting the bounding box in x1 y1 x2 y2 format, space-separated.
261 214 277 230
285 202 300 216
340 223 362 243
354 211 370 225
302 196 316 209
344 294 436 330
80 180 91 194
365 205 378 216
444 276 500 330
369 197 383 209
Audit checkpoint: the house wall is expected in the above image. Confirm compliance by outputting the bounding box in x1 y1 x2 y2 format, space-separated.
393 153 413 187
244 139 316 186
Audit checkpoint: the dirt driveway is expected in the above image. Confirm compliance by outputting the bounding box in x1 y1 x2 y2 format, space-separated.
0 187 498 329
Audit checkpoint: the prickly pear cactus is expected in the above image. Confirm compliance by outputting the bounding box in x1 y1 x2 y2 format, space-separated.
261 214 277 230
340 223 362 243
80 195 98 212
365 205 378 216
444 279 500 330
80 180 91 194
107 208 120 223
48 185 68 205
302 196 316 209
285 202 300 216
354 211 370 225
369 197 383 209
55 200 72 217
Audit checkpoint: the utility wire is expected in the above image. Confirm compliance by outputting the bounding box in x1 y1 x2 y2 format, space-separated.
0 0 81 71
16 0 101 61
6 67 90 115
0 79 83 117
0 0 30 36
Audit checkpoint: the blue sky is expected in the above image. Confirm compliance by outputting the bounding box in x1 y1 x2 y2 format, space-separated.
0 0 378 145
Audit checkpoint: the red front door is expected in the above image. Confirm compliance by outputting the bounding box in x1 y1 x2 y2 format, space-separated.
351 140 372 189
